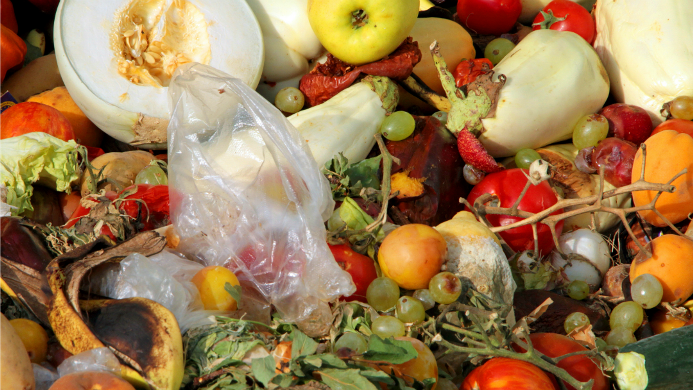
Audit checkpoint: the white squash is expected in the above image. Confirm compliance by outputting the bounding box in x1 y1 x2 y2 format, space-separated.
288 76 398 168
479 29 610 157
247 0 325 102
519 0 596 24
54 0 264 148
594 0 693 124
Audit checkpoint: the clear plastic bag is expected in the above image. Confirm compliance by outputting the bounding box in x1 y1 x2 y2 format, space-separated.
166 63 355 323
56 347 121 377
87 249 216 332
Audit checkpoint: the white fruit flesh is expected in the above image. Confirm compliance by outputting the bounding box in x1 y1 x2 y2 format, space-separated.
55 0 263 148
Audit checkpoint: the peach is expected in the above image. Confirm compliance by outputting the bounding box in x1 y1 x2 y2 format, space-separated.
28 87 104 147
1 102 75 141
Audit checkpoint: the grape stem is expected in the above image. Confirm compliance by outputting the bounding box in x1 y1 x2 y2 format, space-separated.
465 143 692 258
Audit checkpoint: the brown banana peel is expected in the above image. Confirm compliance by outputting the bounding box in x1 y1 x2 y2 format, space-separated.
45 231 183 390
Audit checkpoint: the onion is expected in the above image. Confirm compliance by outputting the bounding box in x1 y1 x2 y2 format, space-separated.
551 228 611 286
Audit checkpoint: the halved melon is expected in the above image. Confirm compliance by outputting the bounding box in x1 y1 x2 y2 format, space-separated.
55 0 264 148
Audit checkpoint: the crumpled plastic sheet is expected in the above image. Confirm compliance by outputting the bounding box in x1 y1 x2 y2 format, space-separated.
165 63 355 323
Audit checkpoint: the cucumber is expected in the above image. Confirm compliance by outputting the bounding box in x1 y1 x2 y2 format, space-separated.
619 325 693 389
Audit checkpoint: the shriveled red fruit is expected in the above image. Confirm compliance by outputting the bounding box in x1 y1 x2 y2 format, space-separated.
457 130 503 173
599 103 653 145
590 137 638 188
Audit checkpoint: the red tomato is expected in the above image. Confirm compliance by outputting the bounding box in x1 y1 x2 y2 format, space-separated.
461 357 556 390
651 118 693 138
329 243 378 303
58 191 82 222
465 168 563 255
457 0 522 36
64 191 118 240
513 333 609 390
453 58 494 88
532 0 596 44
117 184 170 231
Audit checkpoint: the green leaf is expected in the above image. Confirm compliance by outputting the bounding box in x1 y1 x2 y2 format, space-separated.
363 335 418 365
271 373 296 388
251 355 276 387
345 155 382 192
291 329 319 358
313 353 348 368
224 282 243 308
360 370 396 387
318 368 378 390
303 356 323 368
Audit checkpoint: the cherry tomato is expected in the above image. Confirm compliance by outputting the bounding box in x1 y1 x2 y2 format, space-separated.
513 333 609 390
453 58 494 88
462 357 556 390
329 243 378 303
457 0 522 36
651 119 693 138
532 0 596 44
465 168 563 255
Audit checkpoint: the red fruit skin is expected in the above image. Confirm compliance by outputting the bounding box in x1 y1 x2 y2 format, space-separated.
453 58 494 88
513 333 610 390
651 118 693 138
1 102 76 141
457 0 522 36
532 0 596 44
466 168 563 256
329 244 378 303
1 0 18 33
598 103 653 145
457 129 503 173
27 0 60 13
461 357 557 390
591 137 637 188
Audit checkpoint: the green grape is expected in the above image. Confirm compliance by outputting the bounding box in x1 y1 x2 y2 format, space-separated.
463 164 485 185
595 337 608 352
572 114 609 150
366 277 400 312
395 296 426 323
514 149 541 169
432 111 448 125
429 272 462 304
135 164 168 185
275 87 305 114
412 289 435 311
605 326 636 348
610 301 644 332
564 312 590 334
669 96 693 120
380 111 416 141
631 273 664 309
566 280 590 300
484 38 516 65
371 315 406 339
334 332 368 354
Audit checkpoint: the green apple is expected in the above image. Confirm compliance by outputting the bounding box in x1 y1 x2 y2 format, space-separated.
308 0 419 65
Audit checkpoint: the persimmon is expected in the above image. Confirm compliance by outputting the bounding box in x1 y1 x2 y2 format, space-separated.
631 130 693 226
48 372 135 390
649 309 693 335
630 234 693 303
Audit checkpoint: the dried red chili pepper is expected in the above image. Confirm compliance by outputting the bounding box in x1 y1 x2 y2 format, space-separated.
453 58 494 88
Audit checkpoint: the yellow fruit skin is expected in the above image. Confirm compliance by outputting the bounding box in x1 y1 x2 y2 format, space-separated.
378 224 447 290
9 318 49 363
435 211 500 246
1 314 35 390
191 266 240 311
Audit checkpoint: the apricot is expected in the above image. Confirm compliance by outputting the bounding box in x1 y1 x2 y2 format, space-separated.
9 318 49 363
48 371 135 390
630 234 693 303
392 337 438 389
28 87 104 147
1 101 75 141
631 130 693 226
379 224 447 290
191 266 240 311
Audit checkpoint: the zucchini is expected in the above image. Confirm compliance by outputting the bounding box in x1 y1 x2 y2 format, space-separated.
619 325 693 389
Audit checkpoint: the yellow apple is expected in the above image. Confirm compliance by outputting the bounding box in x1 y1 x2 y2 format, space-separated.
308 0 419 65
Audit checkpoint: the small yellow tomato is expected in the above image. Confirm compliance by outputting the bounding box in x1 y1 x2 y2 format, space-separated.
9 318 49 363
191 266 240 311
